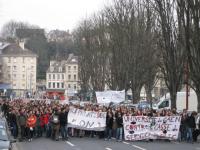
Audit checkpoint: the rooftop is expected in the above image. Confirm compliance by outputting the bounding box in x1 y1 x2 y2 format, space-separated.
0 43 37 57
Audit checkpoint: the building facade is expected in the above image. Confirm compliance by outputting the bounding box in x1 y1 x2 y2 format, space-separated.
0 42 37 97
46 54 79 99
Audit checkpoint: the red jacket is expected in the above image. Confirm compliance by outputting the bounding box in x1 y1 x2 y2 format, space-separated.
40 115 45 127
43 113 50 125
26 115 37 128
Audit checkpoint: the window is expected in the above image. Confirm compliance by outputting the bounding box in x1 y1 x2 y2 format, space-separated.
22 74 25 78
49 74 51 80
22 83 25 87
22 66 25 72
8 74 11 79
68 84 71 88
53 83 55 88
13 66 17 70
23 57 25 63
13 57 16 63
59 67 62 72
74 66 76 70
8 57 11 63
13 74 16 78
48 82 51 88
57 83 60 88
8 66 11 71
74 84 76 90
68 75 71 80
50 67 54 72
62 74 64 79
68 66 71 70
31 73 34 79
74 74 76 80
13 83 16 87
61 83 64 88
159 100 169 109
53 74 55 79
57 74 60 80
31 66 34 70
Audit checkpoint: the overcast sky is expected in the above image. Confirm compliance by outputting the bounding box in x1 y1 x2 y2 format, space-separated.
0 0 110 32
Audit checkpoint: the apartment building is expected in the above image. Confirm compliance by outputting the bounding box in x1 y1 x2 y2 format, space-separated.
46 54 79 99
0 41 37 97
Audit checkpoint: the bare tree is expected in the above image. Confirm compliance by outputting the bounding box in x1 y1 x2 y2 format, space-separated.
177 0 200 112
0 20 38 39
153 0 185 108
73 14 110 100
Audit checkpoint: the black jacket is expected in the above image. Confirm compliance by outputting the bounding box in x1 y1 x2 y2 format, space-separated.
116 116 123 128
106 115 113 129
186 115 196 128
59 112 68 126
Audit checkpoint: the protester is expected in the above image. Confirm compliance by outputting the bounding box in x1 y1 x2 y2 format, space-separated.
51 109 60 141
17 108 26 141
59 107 68 140
26 111 37 142
186 111 196 143
115 112 123 142
105 111 113 140
1 99 200 143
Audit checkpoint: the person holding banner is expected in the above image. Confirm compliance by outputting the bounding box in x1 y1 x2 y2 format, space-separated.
116 112 123 142
105 111 113 141
186 111 196 143
59 107 69 141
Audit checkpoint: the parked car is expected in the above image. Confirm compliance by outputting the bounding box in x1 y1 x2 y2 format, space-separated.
0 119 16 150
69 100 80 105
137 100 151 110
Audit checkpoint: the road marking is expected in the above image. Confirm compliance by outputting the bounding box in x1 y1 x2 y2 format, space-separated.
132 144 147 150
111 137 116 140
123 141 130 145
172 141 180 144
66 141 75 147
105 148 112 150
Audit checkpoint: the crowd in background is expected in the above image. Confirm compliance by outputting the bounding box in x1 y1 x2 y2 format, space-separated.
0 99 199 143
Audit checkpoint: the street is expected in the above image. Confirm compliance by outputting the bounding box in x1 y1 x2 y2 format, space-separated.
14 137 200 150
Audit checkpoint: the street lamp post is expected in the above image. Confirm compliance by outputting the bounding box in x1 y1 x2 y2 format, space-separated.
26 67 31 98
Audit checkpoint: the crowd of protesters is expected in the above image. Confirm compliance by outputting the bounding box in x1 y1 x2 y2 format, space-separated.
0 99 199 143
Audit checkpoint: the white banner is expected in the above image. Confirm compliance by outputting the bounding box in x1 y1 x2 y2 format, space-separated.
123 116 181 141
68 108 107 131
95 90 125 104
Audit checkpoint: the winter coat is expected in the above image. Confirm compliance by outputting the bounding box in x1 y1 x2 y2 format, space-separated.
26 115 37 128
18 114 26 126
43 113 50 125
106 115 113 129
116 116 123 128
59 112 68 126
186 115 196 129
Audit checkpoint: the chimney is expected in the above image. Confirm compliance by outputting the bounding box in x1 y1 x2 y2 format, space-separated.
68 53 74 59
18 39 27 50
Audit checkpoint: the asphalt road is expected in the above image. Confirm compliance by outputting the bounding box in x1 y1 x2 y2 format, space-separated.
14 137 200 150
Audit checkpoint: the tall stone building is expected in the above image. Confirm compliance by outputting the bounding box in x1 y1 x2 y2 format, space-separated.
0 41 37 97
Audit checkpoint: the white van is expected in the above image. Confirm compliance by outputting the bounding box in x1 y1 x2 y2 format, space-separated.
153 90 198 112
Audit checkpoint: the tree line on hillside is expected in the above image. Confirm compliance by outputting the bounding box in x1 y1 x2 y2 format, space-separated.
0 21 77 79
